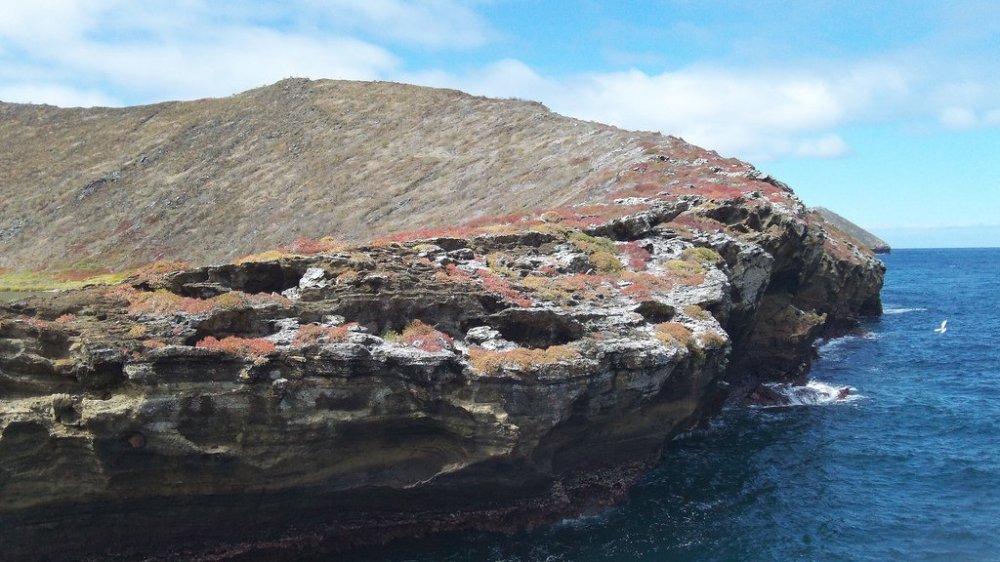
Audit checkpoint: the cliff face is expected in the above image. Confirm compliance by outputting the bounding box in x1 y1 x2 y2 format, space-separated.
0 190 882 559
0 80 884 559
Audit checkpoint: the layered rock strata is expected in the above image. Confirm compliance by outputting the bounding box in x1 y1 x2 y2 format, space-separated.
0 143 883 560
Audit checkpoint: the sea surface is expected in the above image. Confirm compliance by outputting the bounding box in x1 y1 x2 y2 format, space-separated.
342 248 1000 562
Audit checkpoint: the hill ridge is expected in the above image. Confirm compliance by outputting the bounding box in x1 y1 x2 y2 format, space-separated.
2 78 682 270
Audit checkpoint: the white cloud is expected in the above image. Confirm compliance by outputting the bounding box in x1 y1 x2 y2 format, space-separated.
304 0 492 48
405 61 907 160
2 2 998 161
939 106 978 129
791 134 850 158
0 83 118 107
0 0 482 106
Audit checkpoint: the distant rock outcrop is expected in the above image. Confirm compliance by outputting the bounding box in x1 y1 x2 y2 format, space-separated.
812 207 890 254
0 80 884 559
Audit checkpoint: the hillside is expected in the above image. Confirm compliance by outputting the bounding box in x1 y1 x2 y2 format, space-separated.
1 78 668 270
812 207 890 253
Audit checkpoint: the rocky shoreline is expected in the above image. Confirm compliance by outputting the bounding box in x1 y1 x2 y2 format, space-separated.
0 165 883 559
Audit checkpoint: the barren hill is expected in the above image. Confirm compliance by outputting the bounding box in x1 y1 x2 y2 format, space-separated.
812 207 890 253
1 78 674 270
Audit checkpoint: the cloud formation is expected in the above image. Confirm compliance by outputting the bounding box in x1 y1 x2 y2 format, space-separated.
405 59 908 160
1 1 998 162
0 0 484 104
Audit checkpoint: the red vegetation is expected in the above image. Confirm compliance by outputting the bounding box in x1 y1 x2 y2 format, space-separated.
291 323 357 347
666 213 727 234
399 320 454 352
476 269 532 307
619 242 652 271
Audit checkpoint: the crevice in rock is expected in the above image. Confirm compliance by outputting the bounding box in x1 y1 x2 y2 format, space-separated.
487 309 584 349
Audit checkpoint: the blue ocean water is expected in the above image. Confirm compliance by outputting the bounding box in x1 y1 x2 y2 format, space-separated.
345 248 1000 562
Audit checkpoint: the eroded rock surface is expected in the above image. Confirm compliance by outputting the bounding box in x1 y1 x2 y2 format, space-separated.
0 144 883 560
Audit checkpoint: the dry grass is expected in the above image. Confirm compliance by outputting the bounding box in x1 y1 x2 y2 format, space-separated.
468 344 579 374
291 323 356 347
0 79 664 271
112 287 291 316
196 336 276 358
654 322 692 347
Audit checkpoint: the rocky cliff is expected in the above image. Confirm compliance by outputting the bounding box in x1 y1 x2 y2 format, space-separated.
0 81 884 560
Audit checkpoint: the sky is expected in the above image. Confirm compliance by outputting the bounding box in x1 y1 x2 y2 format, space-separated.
1 1 998 248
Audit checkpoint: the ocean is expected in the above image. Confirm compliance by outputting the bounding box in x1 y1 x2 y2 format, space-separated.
340 248 1000 561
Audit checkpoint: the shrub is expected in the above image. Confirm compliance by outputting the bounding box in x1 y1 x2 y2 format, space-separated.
291 323 356 347
119 288 291 316
701 331 728 348
619 242 652 271
399 320 454 352
233 250 289 264
568 231 618 256
683 304 712 320
681 247 722 265
468 344 579 374
477 269 531 307
663 259 707 286
588 251 624 274
620 271 675 301
196 336 276 358
654 322 692 347
142 338 167 349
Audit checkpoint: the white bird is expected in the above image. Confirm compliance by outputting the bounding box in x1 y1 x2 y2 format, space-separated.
934 320 947 334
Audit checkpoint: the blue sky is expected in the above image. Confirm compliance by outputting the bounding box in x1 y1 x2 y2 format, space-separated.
2 1 997 248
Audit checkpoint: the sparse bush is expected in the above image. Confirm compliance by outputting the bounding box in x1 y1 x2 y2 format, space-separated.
568 232 617 256
477 269 531 307
468 344 579 374
196 336 275 358
589 251 624 274
681 247 721 265
399 320 454 352
683 304 712 320
233 250 290 264
654 322 692 347
292 323 356 347
619 241 652 271
701 331 728 348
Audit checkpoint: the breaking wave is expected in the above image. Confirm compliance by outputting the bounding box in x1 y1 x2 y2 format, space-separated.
760 380 862 407
883 307 927 315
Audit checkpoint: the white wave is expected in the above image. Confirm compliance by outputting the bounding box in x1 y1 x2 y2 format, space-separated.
760 380 863 407
817 332 878 355
883 307 927 315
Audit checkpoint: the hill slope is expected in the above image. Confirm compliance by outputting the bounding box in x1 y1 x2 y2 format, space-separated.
812 207 890 253
1 78 668 270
